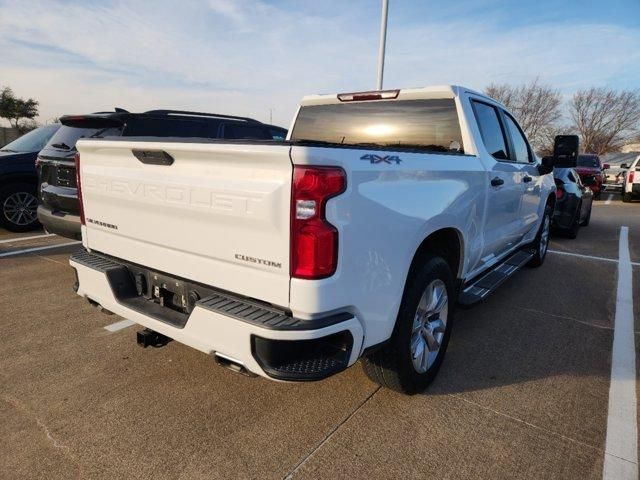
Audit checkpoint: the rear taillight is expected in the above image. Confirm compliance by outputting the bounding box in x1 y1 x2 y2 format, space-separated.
74 152 85 225
291 166 346 279
629 171 635 183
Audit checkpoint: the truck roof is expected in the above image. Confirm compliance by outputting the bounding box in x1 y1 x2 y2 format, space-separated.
300 85 503 108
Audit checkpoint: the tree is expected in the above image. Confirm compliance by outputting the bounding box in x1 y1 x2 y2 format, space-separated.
485 79 562 153
0 87 39 129
535 125 572 157
17 119 39 135
569 88 640 155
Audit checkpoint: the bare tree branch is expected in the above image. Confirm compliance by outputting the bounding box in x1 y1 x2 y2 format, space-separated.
569 87 640 155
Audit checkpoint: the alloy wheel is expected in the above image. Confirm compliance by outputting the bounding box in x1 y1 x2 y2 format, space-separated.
410 279 449 373
539 214 550 256
3 191 38 226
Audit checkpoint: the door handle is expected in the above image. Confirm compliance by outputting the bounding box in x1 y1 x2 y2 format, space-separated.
523 175 533 183
491 177 504 187
132 149 174 166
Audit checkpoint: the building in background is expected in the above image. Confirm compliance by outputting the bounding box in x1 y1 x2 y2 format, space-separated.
0 127 19 147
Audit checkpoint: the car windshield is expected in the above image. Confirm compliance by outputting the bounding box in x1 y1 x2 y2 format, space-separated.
577 155 600 168
290 99 464 154
0 124 60 153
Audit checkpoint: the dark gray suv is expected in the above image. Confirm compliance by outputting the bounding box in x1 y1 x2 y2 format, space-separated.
37 109 287 239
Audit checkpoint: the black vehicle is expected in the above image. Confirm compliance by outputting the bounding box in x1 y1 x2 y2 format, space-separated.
0 124 60 232
552 167 594 239
37 109 288 239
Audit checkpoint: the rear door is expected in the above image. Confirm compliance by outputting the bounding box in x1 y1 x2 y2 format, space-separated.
77 139 293 308
471 100 523 262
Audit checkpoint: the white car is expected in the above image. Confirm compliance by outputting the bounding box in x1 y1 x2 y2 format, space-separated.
622 155 640 202
70 85 574 394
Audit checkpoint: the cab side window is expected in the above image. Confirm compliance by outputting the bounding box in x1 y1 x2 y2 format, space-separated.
471 101 508 160
503 113 531 163
222 123 271 140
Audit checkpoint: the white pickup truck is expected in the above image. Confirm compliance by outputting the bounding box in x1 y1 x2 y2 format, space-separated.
621 154 640 202
70 85 578 394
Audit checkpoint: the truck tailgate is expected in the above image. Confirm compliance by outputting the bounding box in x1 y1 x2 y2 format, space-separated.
76 139 292 308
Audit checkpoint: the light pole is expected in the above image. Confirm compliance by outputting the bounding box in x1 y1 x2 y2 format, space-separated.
376 0 389 90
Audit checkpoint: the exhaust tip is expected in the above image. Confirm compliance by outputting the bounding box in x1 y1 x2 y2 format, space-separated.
213 353 256 377
86 297 114 315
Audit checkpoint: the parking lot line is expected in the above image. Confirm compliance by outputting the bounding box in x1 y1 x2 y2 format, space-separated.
104 319 136 332
548 249 640 267
605 194 614 205
0 241 80 258
283 386 381 480
602 226 638 480
0 233 55 244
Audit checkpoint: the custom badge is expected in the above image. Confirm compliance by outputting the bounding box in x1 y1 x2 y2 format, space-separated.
360 154 402 164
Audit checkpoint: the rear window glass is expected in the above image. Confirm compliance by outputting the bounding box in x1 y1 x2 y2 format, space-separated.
472 101 508 160
45 125 122 152
577 155 600 168
290 99 464 153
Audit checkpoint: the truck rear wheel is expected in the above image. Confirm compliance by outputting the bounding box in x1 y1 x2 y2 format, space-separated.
361 255 455 394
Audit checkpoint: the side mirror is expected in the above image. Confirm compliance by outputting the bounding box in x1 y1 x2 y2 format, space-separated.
603 163 610 170
538 156 554 175
583 176 597 186
552 135 580 168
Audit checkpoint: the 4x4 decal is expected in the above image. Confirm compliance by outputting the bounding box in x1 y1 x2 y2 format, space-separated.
360 154 402 165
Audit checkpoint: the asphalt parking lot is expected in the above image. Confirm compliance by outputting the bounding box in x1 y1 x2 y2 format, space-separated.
1 192 638 480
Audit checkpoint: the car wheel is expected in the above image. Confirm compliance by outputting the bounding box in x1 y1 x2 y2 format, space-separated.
527 204 552 267
0 183 40 232
361 255 454 394
623 193 632 203
580 204 592 227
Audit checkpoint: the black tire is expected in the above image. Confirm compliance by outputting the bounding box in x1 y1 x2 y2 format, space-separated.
527 204 552 267
565 203 581 239
580 204 591 227
361 255 455 394
623 193 632 203
0 183 40 232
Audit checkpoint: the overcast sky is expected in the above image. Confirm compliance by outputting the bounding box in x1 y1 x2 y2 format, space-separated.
1 0 639 128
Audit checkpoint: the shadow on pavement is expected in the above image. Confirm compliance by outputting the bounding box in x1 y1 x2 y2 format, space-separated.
429 254 614 396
